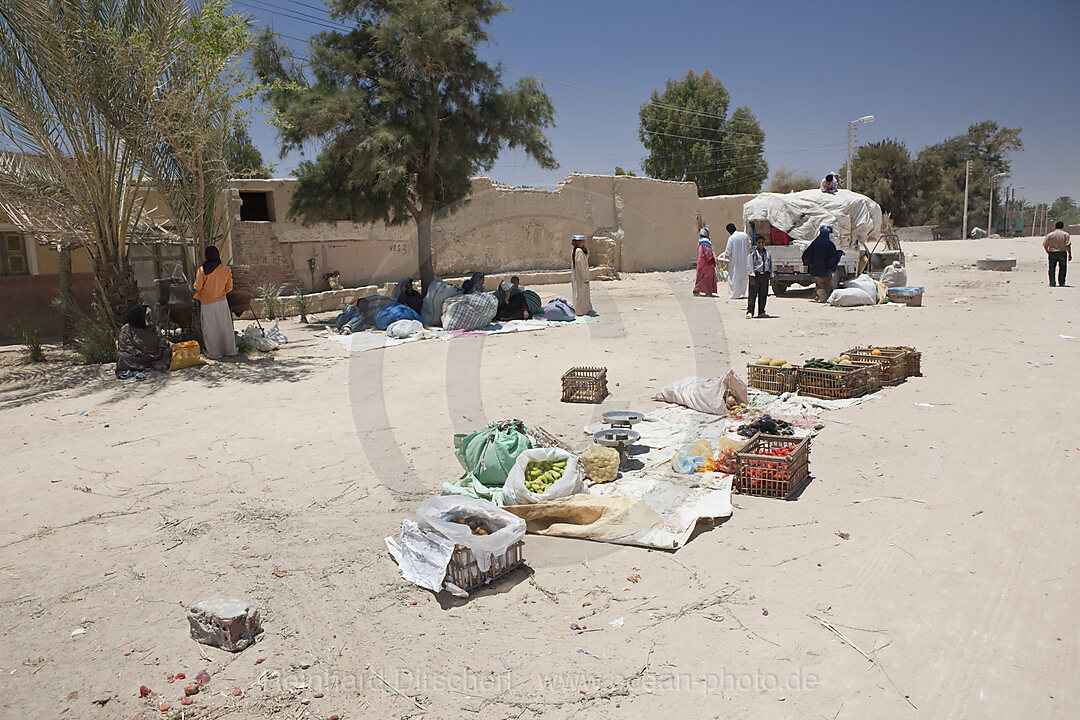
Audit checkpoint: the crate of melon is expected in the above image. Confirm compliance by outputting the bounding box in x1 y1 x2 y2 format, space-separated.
734 433 811 500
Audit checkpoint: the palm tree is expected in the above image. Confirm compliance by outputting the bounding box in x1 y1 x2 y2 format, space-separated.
0 0 187 316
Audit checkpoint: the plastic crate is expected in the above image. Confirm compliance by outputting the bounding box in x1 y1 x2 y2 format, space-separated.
445 540 525 593
845 346 921 379
734 433 811 500
561 367 608 403
747 363 799 394
797 364 881 400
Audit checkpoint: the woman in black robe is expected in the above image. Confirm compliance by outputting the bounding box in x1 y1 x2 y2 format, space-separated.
116 305 172 377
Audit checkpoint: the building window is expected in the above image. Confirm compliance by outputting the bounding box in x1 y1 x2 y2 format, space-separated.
239 191 274 222
0 232 28 276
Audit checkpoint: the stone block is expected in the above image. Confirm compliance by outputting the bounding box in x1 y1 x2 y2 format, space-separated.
187 594 262 652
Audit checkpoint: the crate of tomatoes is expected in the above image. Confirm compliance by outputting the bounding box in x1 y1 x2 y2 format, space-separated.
734 433 811 500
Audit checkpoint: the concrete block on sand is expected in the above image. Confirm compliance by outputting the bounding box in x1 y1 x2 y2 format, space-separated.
187 594 262 652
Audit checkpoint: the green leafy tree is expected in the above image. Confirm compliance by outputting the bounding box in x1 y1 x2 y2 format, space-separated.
766 168 817 194
226 124 271 179
1048 196 1079 226
840 139 918 226
112 0 261 276
0 0 188 317
638 69 767 196
614 166 637 177
253 0 557 290
912 121 1022 228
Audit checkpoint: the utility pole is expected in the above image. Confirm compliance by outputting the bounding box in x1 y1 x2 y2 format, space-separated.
846 115 874 190
962 160 971 239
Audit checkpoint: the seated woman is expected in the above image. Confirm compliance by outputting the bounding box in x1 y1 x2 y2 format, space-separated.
495 280 530 321
116 305 172 378
392 277 423 315
461 272 486 294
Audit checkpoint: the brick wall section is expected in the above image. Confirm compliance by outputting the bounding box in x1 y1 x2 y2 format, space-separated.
230 221 304 290
0 273 95 342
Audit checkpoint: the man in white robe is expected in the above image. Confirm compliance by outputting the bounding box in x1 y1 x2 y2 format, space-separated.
721 223 751 299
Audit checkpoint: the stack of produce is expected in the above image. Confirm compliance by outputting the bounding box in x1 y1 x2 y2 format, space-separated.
581 443 620 484
451 517 492 536
524 457 568 493
752 356 794 369
745 444 797 486
803 355 856 371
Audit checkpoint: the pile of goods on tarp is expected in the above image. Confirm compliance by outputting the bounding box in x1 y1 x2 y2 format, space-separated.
652 370 748 416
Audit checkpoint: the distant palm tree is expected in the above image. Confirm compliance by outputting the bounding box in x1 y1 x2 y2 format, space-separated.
0 0 186 316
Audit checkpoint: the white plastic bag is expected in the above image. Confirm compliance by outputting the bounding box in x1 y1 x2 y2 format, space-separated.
844 273 878 297
880 261 908 288
265 321 288 344
502 448 585 505
416 496 525 572
253 336 279 352
652 370 747 416
827 287 875 306
386 319 424 339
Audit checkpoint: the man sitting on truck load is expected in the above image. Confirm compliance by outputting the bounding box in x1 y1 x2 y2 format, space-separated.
802 225 843 302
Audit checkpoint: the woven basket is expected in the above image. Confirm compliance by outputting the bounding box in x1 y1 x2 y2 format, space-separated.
561 367 607 403
747 363 799 394
734 433 811 500
445 541 525 593
797 364 881 400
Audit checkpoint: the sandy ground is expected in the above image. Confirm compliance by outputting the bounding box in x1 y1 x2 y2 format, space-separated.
0 237 1077 720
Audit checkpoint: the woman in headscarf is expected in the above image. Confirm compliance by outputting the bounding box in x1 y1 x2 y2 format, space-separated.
193 246 237 359
116 305 171 378
801 225 844 302
693 227 718 296
495 279 529 321
392 277 423 315
570 234 594 316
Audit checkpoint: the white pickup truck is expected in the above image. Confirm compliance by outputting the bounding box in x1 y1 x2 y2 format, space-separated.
742 189 889 295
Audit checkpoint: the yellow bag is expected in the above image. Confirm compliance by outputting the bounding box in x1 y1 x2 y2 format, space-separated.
169 341 206 371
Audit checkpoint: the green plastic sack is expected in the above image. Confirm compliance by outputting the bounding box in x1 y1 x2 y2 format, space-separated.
454 421 531 487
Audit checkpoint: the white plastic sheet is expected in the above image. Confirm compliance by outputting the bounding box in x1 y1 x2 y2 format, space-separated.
742 189 882 246
651 370 748 416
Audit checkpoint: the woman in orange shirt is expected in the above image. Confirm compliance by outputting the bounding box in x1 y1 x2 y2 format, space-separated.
193 246 237 359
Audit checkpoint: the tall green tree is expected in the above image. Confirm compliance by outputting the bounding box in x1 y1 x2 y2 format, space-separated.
0 0 187 316
638 69 767 196
1048 196 1079 226
252 0 556 290
912 121 1022 228
225 124 271 179
841 139 917 226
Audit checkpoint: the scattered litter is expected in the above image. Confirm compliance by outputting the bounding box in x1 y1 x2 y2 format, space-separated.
232 688 243 697
971 510 983 517
1060 335 1075 340
139 686 150 698
499 657 510 670
1013 664 1024 669
195 669 211 685
952 297 968 304
1027 361 1053 366
836 532 850 540
914 403 934 408
271 569 287 578
577 648 599 658
609 617 625 629
184 684 199 696
70 628 86 638
627 574 641 583
762 608 769 616
570 623 584 631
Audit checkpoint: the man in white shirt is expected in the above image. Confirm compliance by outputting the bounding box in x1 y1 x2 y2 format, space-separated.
721 223 751 299
746 235 774 318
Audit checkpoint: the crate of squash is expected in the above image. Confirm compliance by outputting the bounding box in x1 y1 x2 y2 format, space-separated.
797 357 881 400
841 345 919 384
734 433 811 500
747 357 799 394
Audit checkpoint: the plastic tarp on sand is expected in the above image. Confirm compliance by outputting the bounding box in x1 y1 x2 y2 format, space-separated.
742 189 882 247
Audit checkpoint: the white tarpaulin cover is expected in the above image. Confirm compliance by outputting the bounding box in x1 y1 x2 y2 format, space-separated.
742 189 882 247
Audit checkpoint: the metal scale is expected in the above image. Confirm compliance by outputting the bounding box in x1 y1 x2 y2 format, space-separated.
593 410 645 470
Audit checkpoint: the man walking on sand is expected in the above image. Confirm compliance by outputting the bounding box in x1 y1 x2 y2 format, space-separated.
1043 221 1071 287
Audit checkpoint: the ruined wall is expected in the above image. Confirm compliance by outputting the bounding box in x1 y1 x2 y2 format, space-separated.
226 175 758 290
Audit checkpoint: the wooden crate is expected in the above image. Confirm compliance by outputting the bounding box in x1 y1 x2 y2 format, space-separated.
734 433 811 500
797 364 881 400
445 540 525 593
747 363 799 394
842 351 906 386
561 367 607 403
845 345 921 379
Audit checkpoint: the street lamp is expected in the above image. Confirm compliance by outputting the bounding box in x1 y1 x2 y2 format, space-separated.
988 172 1006 237
846 115 875 191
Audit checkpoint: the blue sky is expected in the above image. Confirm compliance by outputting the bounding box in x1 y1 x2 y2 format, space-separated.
238 0 1080 205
